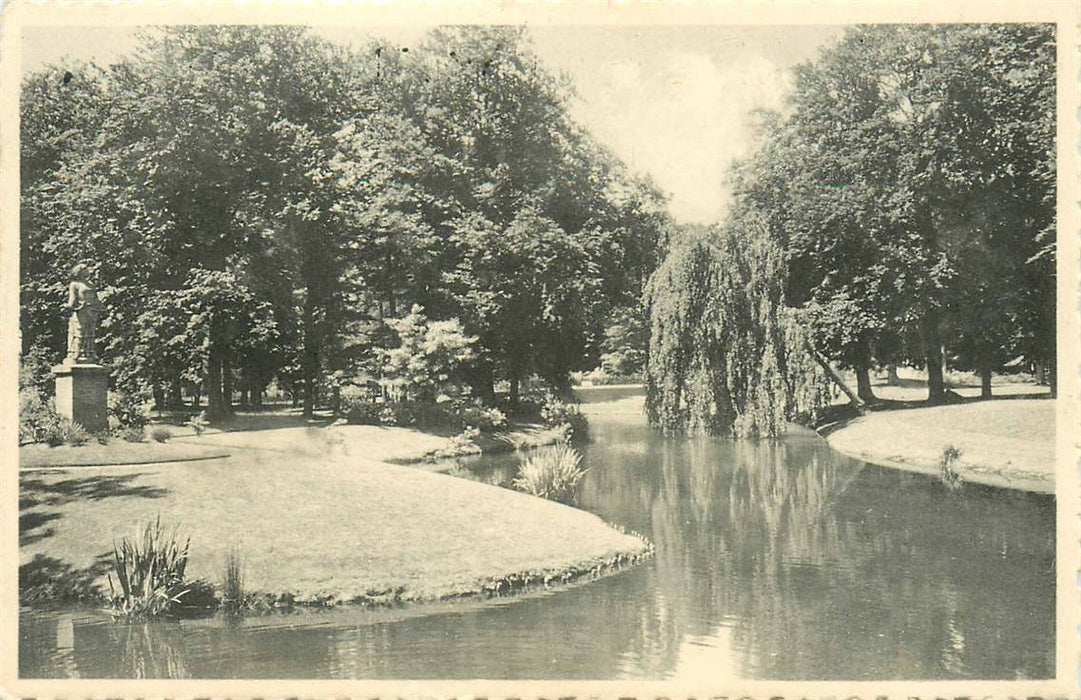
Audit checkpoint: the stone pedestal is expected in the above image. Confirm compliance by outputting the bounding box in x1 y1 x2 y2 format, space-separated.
52 362 110 433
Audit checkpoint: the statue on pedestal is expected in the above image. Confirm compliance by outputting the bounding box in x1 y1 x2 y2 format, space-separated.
53 263 110 433
65 263 100 364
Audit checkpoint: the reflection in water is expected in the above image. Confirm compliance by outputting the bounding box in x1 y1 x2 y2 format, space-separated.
20 412 1054 680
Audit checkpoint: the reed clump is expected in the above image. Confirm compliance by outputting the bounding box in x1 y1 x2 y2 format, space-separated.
107 516 191 619
513 443 588 505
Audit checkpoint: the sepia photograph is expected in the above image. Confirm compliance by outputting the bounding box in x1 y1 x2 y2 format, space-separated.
1 1 1078 695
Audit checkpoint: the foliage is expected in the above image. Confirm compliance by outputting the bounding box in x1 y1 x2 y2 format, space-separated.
108 390 152 430
538 392 590 442
599 304 650 377
20 26 669 422
107 517 191 619
645 214 832 438
221 550 244 614
19 387 63 445
151 427 172 443
19 345 57 397
733 24 1056 402
58 418 92 447
379 306 476 407
456 403 508 432
185 412 209 436
339 385 383 425
121 426 146 443
582 368 646 386
513 443 588 505
939 444 964 491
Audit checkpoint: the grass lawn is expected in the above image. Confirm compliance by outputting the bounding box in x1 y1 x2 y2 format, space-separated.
20 426 647 606
825 398 1056 493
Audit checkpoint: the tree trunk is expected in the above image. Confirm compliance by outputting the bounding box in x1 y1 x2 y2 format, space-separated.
169 376 183 409
980 366 993 399
222 349 234 414
854 336 876 403
509 373 520 409
887 364 899 386
855 365 876 404
302 293 318 420
152 384 165 414
206 343 224 419
812 351 864 412
921 312 946 405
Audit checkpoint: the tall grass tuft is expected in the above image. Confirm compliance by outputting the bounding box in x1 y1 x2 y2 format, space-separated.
939 444 964 491
107 516 191 619
513 443 588 505
221 550 244 613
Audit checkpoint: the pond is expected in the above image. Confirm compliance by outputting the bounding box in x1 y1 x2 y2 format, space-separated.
20 390 1055 680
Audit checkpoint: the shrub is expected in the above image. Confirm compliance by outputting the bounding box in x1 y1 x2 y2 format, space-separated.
380 306 476 406
107 517 191 619
150 427 171 443
60 418 92 447
19 387 63 445
340 385 383 425
378 401 416 427
94 430 111 445
108 390 152 431
19 345 57 398
424 426 483 462
121 426 146 443
457 403 508 432
539 393 589 442
513 443 588 505
185 411 209 436
939 444 964 491
347 400 383 425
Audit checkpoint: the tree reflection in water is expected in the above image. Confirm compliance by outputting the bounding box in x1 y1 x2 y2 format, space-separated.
19 414 1054 680
577 418 1054 680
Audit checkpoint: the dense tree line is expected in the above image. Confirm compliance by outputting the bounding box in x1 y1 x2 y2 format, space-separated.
646 24 1056 438
21 26 669 418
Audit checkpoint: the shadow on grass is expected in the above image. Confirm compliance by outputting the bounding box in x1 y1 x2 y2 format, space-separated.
167 409 335 433
20 472 169 546
20 552 114 607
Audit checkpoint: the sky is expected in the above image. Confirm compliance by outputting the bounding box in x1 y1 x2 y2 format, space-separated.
22 24 843 224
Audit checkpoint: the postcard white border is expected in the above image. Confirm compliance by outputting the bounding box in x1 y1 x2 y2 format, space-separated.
1 1 1078 697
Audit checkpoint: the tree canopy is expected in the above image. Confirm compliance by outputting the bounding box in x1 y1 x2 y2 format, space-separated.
728 24 1055 406
20 25 669 417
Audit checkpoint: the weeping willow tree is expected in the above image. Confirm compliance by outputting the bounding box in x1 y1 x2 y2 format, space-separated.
645 210 832 438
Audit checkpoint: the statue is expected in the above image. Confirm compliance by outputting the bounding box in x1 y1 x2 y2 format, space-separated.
65 263 101 363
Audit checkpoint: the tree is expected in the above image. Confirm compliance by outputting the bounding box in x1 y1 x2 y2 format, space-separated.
733 24 1056 403
379 305 476 410
645 212 832 438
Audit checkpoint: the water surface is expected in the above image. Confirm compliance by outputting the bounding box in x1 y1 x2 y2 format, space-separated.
20 395 1055 679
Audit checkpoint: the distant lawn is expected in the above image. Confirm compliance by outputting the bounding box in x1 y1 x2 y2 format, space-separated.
826 398 1055 493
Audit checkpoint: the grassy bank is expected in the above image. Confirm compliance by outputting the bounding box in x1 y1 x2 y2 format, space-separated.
20 423 648 609
824 398 1055 494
